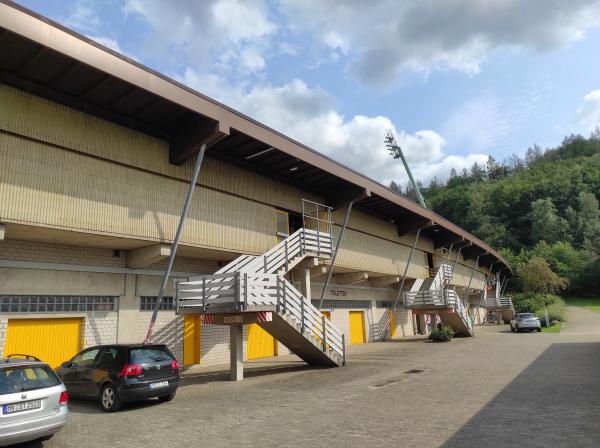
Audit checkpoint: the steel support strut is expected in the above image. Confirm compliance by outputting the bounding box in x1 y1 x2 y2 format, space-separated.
318 201 353 309
387 227 422 339
463 255 480 304
144 144 207 343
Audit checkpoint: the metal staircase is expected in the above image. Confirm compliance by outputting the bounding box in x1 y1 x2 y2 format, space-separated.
175 220 345 367
404 257 474 336
482 294 514 323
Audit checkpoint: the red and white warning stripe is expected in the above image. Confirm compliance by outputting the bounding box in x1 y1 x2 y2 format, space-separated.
203 314 215 325
256 311 272 323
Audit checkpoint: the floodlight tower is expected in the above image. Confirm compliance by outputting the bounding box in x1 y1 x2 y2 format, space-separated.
385 129 427 208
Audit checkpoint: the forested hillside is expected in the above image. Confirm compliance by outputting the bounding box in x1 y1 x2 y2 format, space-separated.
391 130 600 296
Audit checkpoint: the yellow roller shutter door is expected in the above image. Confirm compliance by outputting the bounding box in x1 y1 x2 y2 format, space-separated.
4 318 82 369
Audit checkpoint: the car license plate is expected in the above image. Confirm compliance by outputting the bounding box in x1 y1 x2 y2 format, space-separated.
149 381 169 389
2 399 42 415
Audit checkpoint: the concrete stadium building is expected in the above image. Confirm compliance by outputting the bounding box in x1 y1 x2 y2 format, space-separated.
0 2 512 373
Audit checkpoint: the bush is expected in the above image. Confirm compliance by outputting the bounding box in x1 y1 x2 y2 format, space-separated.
429 325 454 342
512 292 567 326
512 293 562 313
535 301 567 325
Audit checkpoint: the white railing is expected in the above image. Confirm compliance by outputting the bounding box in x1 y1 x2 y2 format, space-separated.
404 288 473 334
176 273 345 361
404 289 460 308
429 261 453 290
454 293 474 334
482 296 513 309
233 228 333 275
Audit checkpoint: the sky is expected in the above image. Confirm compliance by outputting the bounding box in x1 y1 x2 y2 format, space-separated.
15 0 600 187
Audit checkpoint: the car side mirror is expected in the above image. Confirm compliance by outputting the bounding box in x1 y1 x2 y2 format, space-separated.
62 361 73 369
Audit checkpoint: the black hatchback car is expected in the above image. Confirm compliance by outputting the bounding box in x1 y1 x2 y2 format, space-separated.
58 344 179 412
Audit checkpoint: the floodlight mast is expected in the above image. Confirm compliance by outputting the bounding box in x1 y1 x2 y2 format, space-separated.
385 129 427 208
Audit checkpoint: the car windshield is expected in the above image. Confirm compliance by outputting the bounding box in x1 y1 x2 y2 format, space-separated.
519 314 536 319
0 365 61 395
130 347 173 364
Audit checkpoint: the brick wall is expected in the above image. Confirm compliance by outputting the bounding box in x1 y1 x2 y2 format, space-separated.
84 312 118 347
138 311 184 363
0 239 218 274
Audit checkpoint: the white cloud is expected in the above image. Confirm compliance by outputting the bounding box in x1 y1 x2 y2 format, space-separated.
278 0 600 86
64 0 101 32
180 71 485 185
577 90 600 132
122 0 276 73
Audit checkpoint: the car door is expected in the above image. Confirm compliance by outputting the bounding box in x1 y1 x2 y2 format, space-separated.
85 347 119 397
61 348 100 397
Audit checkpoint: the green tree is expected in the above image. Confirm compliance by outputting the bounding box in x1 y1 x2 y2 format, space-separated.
517 257 567 297
530 198 570 244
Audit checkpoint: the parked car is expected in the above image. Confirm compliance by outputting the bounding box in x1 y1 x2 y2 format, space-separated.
0 355 69 446
58 344 180 412
510 313 542 332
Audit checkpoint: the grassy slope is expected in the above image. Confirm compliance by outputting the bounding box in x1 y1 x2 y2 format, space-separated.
542 322 561 333
564 297 600 313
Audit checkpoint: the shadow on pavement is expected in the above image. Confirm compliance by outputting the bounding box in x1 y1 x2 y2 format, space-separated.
68 397 163 415
180 362 317 387
442 342 600 448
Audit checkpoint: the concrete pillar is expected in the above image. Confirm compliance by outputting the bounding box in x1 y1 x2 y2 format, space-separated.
300 267 311 301
117 274 139 343
230 325 243 381
417 314 426 335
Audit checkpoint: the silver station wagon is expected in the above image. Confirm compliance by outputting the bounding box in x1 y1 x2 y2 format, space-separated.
0 355 69 446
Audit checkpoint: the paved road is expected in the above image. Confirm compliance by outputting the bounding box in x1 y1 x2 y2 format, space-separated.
29 307 600 448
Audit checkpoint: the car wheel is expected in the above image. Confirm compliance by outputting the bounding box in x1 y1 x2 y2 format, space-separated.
100 383 122 412
158 392 176 403
537 328 542 332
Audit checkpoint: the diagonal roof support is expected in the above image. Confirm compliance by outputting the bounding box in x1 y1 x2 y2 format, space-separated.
326 186 371 209
169 115 230 165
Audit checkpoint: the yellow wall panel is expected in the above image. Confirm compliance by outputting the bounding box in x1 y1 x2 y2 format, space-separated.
183 315 201 366
247 324 276 359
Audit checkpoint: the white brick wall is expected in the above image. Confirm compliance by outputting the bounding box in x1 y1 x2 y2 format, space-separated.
201 324 231 366
138 311 184 363
0 317 7 355
84 312 118 347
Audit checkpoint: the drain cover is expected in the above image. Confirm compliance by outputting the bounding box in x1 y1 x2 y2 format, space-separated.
404 369 425 374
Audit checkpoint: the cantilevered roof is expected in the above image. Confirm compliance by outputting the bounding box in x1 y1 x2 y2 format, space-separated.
0 1 510 274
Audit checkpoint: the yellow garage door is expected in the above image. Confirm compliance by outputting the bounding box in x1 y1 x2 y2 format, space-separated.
183 315 201 366
389 311 397 338
247 324 276 360
4 318 82 369
349 311 366 344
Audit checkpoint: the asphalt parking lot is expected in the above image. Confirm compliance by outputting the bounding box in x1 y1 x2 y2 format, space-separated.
25 306 600 448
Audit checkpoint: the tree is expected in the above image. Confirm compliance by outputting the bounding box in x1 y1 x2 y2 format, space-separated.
518 257 567 297
530 198 570 244
574 191 600 245
525 144 543 166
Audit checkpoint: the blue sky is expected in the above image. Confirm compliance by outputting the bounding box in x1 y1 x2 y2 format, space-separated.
15 0 600 186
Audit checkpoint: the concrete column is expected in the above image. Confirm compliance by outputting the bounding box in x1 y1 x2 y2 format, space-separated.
230 325 243 381
417 314 426 335
300 267 311 301
117 274 139 343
